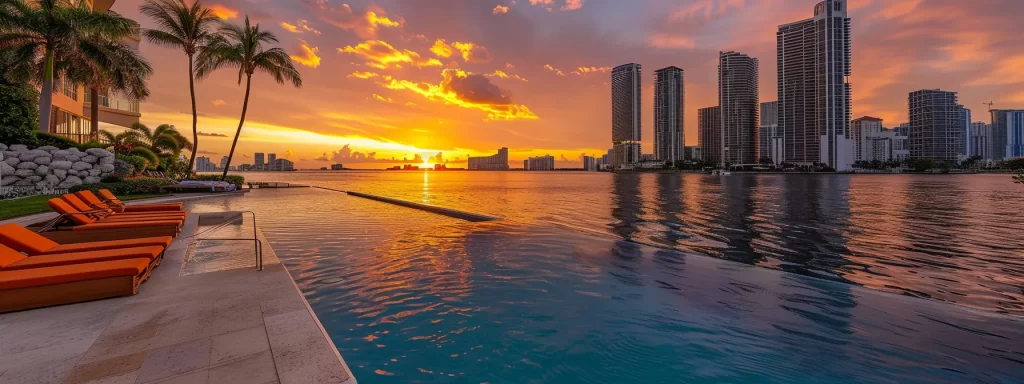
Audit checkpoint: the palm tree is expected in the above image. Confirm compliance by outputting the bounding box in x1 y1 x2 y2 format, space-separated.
196 16 301 180
139 0 218 176
0 0 142 132
127 122 192 157
99 128 159 170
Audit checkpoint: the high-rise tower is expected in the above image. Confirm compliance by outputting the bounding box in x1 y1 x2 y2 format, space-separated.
654 66 685 163
719 51 759 167
612 63 642 168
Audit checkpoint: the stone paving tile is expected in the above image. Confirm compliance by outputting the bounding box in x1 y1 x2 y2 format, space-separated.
144 369 208 384
210 304 264 336
67 351 147 384
91 325 160 349
207 351 278 384
136 338 212 383
78 370 140 384
210 326 271 365
265 310 351 384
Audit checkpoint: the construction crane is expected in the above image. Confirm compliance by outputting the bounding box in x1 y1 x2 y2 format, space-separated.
984 101 995 112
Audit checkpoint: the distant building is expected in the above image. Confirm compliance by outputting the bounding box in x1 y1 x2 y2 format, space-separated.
862 131 909 164
654 66 684 162
719 51 759 167
434 164 447 170
759 101 783 165
640 154 657 162
583 156 598 171
195 156 216 172
612 63 642 168
778 0 853 170
468 148 510 170
523 160 528 169
970 122 991 161
990 109 1024 160
254 153 265 169
684 146 702 161
909 89 967 162
525 155 555 171
219 156 229 171
331 164 344 170
268 153 277 165
268 158 294 171
852 117 884 162
698 106 722 165
894 123 910 137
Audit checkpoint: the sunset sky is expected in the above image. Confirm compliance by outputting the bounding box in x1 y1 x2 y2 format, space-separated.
109 0 1024 169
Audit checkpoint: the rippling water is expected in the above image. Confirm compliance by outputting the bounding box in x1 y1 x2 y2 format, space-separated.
182 174 1024 383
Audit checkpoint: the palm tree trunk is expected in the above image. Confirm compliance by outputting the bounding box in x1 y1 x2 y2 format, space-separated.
222 74 252 180
39 48 55 132
186 54 199 178
89 88 99 140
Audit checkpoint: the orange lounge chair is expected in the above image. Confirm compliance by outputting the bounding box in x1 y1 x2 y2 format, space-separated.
75 190 184 214
0 258 150 313
0 223 172 255
47 199 183 233
97 189 183 212
60 194 186 221
0 243 164 271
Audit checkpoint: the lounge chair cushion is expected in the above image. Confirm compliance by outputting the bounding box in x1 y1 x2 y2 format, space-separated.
46 237 173 255
73 220 182 231
95 189 183 211
0 223 60 254
0 245 27 268
2 246 163 271
0 258 150 290
48 198 97 225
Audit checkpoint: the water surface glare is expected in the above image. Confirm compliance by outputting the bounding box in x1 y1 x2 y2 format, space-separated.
183 177 1024 383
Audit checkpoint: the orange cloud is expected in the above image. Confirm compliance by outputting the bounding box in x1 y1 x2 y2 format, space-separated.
543 64 565 76
571 66 610 75
561 0 583 11
493 5 510 14
207 4 238 20
430 39 453 58
348 71 380 79
300 1 401 39
529 0 553 4
281 20 321 35
486 70 528 82
339 40 441 69
431 40 491 63
372 94 393 103
212 99 227 106
384 69 538 121
968 55 1024 86
290 40 321 68
648 33 695 49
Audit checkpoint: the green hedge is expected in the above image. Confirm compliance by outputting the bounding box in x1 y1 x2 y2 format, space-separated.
0 84 39 144
69 178 173 196
191 174 245 189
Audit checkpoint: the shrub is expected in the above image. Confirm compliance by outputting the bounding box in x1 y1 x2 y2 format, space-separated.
100 175 123 183
69 178 172 196
33 131 79 148
0 84 39 145
76 141 108 151
116 154 148 176
191 174 245 189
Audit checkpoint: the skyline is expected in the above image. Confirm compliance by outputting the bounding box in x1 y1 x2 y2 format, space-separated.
107 0 1024 169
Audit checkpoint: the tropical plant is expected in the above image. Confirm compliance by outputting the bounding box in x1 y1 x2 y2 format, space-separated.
196 16 301 180
139 0 218 175
99 129 140 155
0 83 38 144
0 0 145 131
127 123 192 157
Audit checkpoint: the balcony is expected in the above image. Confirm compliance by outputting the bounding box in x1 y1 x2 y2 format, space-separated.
84 92 141 128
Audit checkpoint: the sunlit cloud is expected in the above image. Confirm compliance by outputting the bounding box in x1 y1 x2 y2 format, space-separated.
207 4 238 20
543 64 565 76
384 69 538 121
211 99 227 106
648 33 695 49
280 20 322 35
372 94 393 103
290 40 321 68
430 39 453 58
430 39 491 63
299 0 401 39
561 0 583 11
486 70 528 82
968 55 1024 86
348 71 380 79
571 66 611 75
339 40 441 69
493 5 510 14
529 0 553 4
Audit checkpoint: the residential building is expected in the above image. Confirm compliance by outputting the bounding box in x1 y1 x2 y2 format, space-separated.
654 66 684 162
269 158 294 171
268 153 277 165
960 107 972 158
525 155 555 171
43 1 141 143
698 106 723 165
909 89 967 162
862 131 910 163
759 101 783 165
255 153 265 169
719 51 759 167
852 117 884 161
612 63 642 168
684 146 702 161
468 148 510 170
583 156 598 171
990 110 1024 160
970 122 992 161
219 156 229 171
524 160 528 169
195 157 216 172
777 0 853 170
331 164 344 170
893 123 910 137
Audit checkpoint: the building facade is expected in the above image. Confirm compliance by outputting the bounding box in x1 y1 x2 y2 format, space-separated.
990 110 1024 160
654 66 684 163
719 51 759 167
861 131 909 164
970 122 992 161
583 156 597 171
611 63 642 168
468 148 510 170
255 153 265 169
909 89 966 162
269 158 294 171
759 101 783 165
684 146 702 161
195 157 216 172
525 155 555 171
777 0 853 170
851 116 884 161
698 106 722 165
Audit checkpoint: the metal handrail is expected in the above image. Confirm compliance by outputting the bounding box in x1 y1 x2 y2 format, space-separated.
192 210 263 271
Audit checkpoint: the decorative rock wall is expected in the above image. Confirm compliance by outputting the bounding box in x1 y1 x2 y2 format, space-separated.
0 143 116 190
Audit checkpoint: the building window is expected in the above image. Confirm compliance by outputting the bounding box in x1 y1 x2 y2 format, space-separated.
50 107 94 143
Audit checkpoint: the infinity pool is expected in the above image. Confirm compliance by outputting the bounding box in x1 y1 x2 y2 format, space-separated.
184 187 1024 383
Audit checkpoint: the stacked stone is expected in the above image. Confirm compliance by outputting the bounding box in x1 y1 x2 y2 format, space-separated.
0 143 116 190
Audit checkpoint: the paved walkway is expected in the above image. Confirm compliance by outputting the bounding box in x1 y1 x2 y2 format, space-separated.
0 210 355 384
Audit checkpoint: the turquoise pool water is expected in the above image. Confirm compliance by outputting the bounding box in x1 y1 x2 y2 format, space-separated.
185 185 1024 383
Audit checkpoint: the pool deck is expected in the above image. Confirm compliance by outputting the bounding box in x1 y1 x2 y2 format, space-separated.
0 204 356 383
